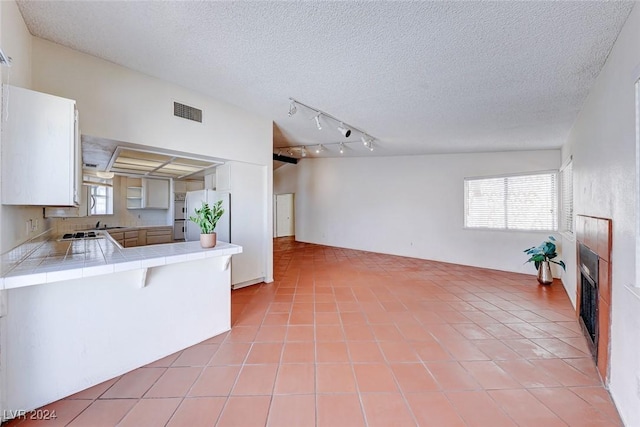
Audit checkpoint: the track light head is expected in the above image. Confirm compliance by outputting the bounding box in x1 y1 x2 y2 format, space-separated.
301 146 307 157
314 113 322 130
339 143 345 154
361 134 372 146
337 123 351 138
315 144 326 154
288 99 297 117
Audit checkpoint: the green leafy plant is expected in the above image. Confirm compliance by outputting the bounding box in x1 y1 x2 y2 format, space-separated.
524 235 566 271
189 200 224 234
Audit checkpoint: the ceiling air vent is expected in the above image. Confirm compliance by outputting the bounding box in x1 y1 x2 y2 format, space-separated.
174 102 202 123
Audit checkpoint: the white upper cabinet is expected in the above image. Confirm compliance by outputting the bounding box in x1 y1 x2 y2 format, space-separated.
204 173 216 190
215 163 230 191
2 85 80 206
142 178 170 209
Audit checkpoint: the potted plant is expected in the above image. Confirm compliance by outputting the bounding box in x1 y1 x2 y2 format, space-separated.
524 235 566 285
189 200 224 248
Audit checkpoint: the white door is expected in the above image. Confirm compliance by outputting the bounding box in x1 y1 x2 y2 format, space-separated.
275 193 295 237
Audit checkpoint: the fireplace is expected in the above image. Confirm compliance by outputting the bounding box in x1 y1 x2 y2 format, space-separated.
575 215 612 381
578 243 599 358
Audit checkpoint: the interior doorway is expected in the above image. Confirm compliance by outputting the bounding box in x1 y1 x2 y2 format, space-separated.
274 193 295 237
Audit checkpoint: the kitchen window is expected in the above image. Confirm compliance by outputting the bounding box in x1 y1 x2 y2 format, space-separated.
84 175 114 216
464 171 558 231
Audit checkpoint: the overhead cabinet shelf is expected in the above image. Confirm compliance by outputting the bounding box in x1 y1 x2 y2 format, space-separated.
126 186 144 209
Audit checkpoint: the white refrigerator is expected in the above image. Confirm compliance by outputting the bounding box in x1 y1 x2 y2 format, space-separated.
185 190 231 243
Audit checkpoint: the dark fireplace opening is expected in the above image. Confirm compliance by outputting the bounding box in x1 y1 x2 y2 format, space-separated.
578 243 599 359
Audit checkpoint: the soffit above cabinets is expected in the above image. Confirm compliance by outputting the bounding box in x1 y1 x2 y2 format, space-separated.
82 135 224 179
107 147 222 179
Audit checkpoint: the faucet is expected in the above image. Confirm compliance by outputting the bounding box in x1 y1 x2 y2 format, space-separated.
95 221 100 229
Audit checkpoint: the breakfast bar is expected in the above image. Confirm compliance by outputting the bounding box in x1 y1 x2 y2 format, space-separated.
0 231 242 412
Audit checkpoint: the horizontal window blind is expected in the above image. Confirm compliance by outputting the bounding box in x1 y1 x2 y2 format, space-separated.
465 172 558 231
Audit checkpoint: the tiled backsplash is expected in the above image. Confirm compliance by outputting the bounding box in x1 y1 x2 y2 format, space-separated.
52 214 168 233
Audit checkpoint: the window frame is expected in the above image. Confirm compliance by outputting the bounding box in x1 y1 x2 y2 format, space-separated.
559 156 574 236
464 170 560 232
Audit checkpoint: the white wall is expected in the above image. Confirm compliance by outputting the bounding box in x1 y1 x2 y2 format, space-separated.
561 4 640 425
0 0 51 252
275 150 561 275
28 37 273 283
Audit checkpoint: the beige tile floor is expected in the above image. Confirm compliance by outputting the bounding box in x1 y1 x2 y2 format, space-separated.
4 237 623 426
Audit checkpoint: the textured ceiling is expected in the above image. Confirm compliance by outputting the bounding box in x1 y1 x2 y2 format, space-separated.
17 1 634 159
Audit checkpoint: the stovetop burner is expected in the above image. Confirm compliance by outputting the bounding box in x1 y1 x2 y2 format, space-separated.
59 231 100 241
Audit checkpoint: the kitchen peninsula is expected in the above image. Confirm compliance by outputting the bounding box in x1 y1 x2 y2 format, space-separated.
0 230 242 412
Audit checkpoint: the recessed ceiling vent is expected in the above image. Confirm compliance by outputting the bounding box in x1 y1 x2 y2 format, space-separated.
174 102 202 123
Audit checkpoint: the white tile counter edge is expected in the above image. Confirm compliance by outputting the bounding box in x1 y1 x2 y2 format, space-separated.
1 240 242 290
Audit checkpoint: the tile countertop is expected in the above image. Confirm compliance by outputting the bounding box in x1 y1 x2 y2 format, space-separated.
0 231 242 290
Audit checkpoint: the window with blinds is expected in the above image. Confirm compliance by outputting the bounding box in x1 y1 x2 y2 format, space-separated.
560 159 573 233
464 172 558 231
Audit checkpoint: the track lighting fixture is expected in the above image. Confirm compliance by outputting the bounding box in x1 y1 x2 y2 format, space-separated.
337 123 351 138
277 150 283 156
283 98 378 157
287 97 376 144
288 99 297 117
361 134 373 146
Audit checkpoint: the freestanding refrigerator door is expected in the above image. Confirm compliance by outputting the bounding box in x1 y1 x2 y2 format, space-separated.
209 192 230 243
185 190 206 242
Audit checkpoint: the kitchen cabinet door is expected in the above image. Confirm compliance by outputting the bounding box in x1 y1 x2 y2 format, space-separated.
142 178 170 209
204 173 216 190
2 85 80 206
